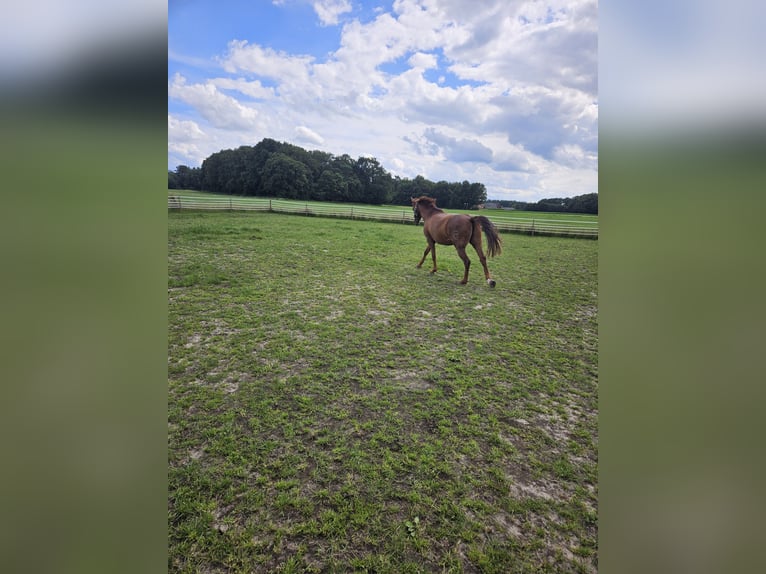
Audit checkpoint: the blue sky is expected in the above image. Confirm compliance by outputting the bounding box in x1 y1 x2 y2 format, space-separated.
169 0 599 202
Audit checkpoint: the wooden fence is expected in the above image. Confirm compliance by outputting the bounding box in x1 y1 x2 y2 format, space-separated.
168 195 598 239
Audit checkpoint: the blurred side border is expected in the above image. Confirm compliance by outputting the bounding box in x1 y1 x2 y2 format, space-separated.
0 20 168 574
600 125 766 573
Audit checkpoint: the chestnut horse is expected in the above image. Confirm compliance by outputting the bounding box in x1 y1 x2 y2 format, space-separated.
411 196 502 287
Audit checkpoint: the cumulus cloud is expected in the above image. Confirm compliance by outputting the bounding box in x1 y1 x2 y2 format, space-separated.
168 73 259 130
211 77 275 100
493 146 536 173
552 143 597 169
169 0 599 201
312 0 352 26
295 126 325 145
387 70 493 128
218 40 314 82
423 128 494 164
389 157 405 172
408 52 438 70
444 0 597 94
485 85 597 159
168 115 205 141
168 115 207 166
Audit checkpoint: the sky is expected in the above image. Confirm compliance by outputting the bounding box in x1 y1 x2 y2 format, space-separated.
168 0 598 202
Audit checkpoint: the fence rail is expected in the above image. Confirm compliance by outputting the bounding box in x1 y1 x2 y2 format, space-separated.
168 195 598 239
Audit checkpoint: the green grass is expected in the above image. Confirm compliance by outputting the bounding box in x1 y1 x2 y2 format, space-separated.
168 211 597 573
168 189 598 230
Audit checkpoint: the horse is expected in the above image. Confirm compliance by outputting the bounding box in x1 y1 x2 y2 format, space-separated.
411 196 502 287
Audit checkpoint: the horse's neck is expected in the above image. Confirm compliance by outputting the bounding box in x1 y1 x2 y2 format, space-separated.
421 205 444 218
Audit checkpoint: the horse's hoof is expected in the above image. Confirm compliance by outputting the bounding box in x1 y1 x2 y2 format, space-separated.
488 279 496 288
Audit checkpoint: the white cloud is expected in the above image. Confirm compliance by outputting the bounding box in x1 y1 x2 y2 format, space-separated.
168 115 205 141
211 77 275 100
295 126 325 145
484 85 597 159
444 0 597 95
312 0 353 26
552 143 596 169
218 40 314 82
169 0 599 201
493 146 537 173
389 157 406 172
169 73 260 131
422 128 494 164
408 52 438 70
168 115 207 167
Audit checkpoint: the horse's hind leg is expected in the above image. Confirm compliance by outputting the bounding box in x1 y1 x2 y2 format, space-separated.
470 235 495 287
455 246 471 284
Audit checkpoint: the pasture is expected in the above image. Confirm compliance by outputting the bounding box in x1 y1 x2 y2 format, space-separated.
168 211 598 573
167 190 599 238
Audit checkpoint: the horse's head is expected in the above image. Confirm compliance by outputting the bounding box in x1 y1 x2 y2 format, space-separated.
411 197 422 224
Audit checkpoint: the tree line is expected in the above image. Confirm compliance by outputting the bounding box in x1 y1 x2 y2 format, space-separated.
168 137 597 213
168 138 487 209
489 193 598 214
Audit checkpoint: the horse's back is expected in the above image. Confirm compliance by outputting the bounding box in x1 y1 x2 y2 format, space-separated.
426 213 472 245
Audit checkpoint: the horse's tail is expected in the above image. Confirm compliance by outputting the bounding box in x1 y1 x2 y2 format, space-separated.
473 216 502 257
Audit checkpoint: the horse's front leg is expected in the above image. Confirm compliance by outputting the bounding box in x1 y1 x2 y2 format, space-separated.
416 244 431 268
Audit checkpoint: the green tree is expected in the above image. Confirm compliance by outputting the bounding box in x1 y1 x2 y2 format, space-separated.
354 156 393 204
241 139 284 195
431 180 454 208
569 192 598 214
261 153 311 199
196 137 492 208
174 164 202 190
331 154 363 202
201 149 245 194
315 169 347 201
391 175 435 205
449 180 487 209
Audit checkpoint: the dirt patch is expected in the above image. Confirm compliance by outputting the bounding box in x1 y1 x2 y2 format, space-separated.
388 369 431 390
508 477 559 502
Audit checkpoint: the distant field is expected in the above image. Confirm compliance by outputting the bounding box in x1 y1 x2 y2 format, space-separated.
167 190 598 238
168 211 597 573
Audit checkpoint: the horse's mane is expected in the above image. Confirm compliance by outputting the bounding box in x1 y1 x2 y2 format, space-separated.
413 196 443 211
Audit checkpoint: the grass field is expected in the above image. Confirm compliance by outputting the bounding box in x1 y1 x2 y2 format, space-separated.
168 210 598 573
167 190 598 238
